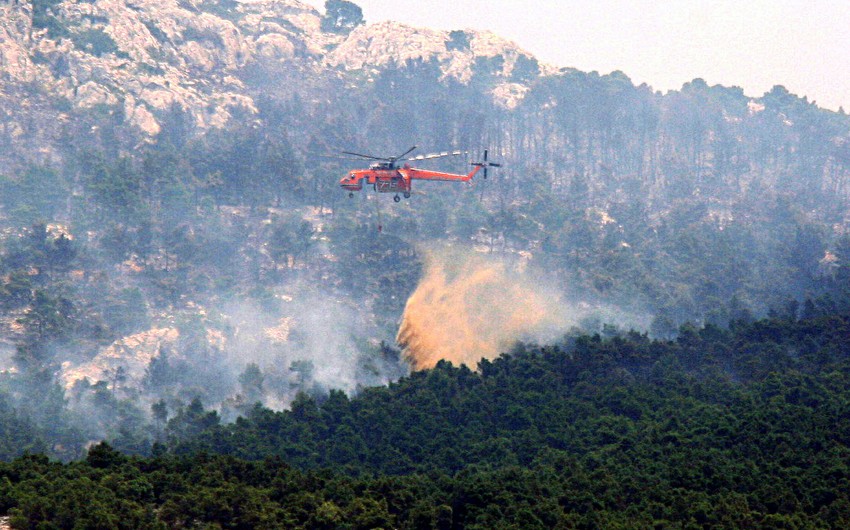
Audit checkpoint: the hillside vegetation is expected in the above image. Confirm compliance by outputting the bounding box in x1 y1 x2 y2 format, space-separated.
2 310 850 528
1 1 850 527
2 54 850 457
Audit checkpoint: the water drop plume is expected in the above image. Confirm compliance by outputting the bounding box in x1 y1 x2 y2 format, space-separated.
396 246 565 370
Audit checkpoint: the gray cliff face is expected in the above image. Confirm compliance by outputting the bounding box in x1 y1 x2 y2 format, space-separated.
1 0 328 136
0 3 36 83
0 0 540 142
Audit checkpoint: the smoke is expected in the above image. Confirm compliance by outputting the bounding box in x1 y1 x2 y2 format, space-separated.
0 342 13 371
218 278 402 409
51 276 404 435
397 246 570 369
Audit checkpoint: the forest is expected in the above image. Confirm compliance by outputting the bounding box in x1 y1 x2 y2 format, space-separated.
2 58 849 450
2 307 850 528
1 0 850 526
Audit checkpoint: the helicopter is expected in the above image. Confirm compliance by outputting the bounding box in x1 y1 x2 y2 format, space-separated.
336 146 501 202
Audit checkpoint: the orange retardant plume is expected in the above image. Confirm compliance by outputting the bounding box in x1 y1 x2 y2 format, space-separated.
396 247 564 370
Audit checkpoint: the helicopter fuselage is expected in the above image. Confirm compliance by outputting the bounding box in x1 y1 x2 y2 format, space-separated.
339 163 482 198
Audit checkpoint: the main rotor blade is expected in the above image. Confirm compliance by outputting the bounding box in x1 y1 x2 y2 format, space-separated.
407 150 466 161
341 151 386 161
391 145 417 161
321 155 374 161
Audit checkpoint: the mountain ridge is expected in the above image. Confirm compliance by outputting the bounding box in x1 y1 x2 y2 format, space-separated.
0 0 541 138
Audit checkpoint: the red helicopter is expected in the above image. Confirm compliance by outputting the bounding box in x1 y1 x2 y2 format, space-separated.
337 146 501 202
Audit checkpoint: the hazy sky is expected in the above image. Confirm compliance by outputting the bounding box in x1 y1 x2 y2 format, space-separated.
304 0 850 112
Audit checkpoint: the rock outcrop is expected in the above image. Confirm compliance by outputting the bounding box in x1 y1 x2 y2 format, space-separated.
61 327 180 389
0 0 543 139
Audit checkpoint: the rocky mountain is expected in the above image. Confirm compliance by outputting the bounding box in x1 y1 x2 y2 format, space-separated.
3 0 850 470
0 0 541 142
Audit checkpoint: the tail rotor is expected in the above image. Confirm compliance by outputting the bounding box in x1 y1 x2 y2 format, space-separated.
473 149 502 179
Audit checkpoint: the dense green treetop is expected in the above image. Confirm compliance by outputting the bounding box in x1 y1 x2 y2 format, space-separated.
1 310 850 528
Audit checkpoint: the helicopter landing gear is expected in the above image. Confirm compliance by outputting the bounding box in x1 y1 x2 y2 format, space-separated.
393 195 401 203
348 192 354 198
403 191 411 199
